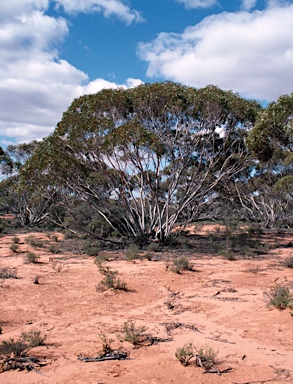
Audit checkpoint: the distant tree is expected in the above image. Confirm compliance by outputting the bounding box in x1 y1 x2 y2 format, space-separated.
22 82 261 242
0 141 57 226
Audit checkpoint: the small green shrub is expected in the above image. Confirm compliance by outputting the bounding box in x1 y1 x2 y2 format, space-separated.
0 330 46 357
9 243 19 253
125 243 140 260
12 236 20 244
20 330 46 348
47 244 59 254
98 333 114 355
170 256 193 274
25 235 45 248
96 270 127 291
175 340 195 366
122 320 148 346
147 243 160 252
268 285 293 310
283 256 293 269
0 267 17 279
0 338 28 356
25 251 40 264
197 344 218 369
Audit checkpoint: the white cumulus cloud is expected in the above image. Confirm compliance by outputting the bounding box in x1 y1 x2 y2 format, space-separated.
0 0 144 145
138 3 293 101
54 0 144 24
176 0 218 9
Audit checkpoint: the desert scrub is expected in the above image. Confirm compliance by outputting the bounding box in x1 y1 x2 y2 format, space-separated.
0 338 28 357
0 330 46 357
267 285 293 310
168 256 193 274
282 256 293 269
25 235 45 249
125 243 140 261
175 340 195 366
9 243 19 253
20 330 46 348
12 236 20 244
25 251 40 264
96 270 127 291
122 320 148 346
47 244 59 254
0 267 17 279
196 344 218 370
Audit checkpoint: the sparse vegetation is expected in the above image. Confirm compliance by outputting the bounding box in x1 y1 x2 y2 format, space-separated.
125 243 140 261
196 344 218 370
282 256 293 269
168 256 193 274
12 236 20 244
0 267 17 279
9 243 19 253
96 270 127 291
25 251 40 263
122 320 148 346
175 340 195 366
0 330 46 357
267 285 293 310
20 330 46 348
25 235 45 249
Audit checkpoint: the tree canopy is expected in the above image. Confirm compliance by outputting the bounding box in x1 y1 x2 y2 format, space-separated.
22 82 261 242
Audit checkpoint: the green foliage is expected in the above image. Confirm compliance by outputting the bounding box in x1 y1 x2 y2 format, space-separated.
98 333 114 355
12 236 20 244
96 270 127 291
169 256 193 274
9 243 19 253
125 243 140 260
122 321 148 346
267 285 293 310
283 256 293 268
25 235 46 248
0 338 28 357
22 82 260 243
0 329 46 357
197 344 218 368
175 340 195 366
0 267 17 279
25 251 40 264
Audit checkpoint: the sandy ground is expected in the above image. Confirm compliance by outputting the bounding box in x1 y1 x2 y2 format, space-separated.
0 228 293 384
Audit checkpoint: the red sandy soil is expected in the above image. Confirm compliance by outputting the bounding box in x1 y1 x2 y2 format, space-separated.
0 228 293 384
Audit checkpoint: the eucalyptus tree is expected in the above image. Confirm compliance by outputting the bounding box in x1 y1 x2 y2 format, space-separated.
0 141 57 226
23 82 260 242
243 93 293 227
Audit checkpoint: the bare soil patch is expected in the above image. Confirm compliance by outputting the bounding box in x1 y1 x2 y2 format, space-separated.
1 228 293 383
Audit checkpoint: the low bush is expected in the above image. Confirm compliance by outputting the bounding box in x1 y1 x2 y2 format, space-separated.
122 320 148 346
125 243 140 261
25 251 40 264
267 285 293 310
9 244 19 253
175 340 195 366
96 270 127 291
25 235 46 249
282 256 293 269
12 236 20 244
169 256 193 274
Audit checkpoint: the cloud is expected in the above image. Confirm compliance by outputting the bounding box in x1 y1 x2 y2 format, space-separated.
176 0 218 8
241 0 257 10
54 0 144 24
138 4 293 101
0 1 144 145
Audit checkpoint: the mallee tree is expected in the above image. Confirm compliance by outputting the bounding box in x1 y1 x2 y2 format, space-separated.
22 82 261 243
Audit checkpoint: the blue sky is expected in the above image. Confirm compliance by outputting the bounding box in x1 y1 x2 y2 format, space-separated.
1 0 293 146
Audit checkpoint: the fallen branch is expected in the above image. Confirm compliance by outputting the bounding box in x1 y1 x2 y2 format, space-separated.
78 350 128 362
